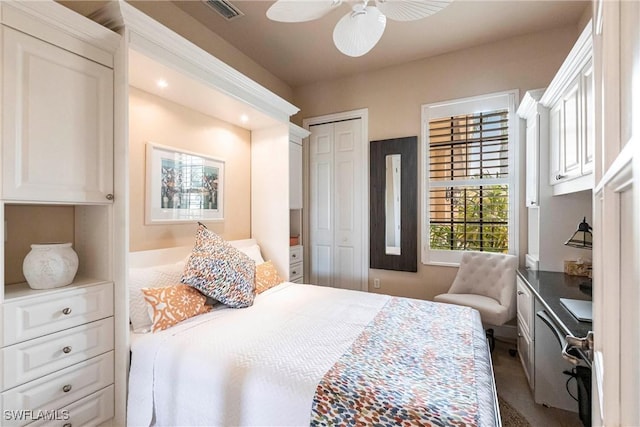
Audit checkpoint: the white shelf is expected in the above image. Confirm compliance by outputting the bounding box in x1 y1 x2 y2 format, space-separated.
4 278 111 301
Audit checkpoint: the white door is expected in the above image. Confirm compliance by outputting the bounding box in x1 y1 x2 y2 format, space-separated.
309 118 364 291
591 1 640 425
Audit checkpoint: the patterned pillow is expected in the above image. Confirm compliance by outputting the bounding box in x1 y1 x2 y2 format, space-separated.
255 261 283 294
129 261 186 333
181 224 256 308
141 284 211 332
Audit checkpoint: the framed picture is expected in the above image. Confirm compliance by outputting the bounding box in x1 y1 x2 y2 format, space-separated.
146 142 224 224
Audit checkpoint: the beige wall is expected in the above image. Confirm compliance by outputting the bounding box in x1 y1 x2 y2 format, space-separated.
293 25 584 300
129 87 251 251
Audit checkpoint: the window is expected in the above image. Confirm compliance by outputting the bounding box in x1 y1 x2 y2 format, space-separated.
422 91 518 265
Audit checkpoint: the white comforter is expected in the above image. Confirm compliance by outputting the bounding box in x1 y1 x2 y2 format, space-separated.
127 283 390 426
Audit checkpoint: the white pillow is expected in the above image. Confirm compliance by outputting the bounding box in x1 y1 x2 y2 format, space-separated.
129 261 185 333
236 244 265 265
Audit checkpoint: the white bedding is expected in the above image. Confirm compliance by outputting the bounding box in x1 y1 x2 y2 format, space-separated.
128 282 497 426
128 283 389 426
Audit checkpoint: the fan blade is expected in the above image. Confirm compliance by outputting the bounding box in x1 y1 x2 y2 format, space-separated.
375 0 452 22
333 4 386 57
266 0 342 23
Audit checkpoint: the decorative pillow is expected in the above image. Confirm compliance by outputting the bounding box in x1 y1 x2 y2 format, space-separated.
236 244 265 265
255 261 283 294
142 284 211 332
129 261 186 333
181 224 256 308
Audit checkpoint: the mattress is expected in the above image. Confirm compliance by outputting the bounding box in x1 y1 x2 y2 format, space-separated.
127 282 497 426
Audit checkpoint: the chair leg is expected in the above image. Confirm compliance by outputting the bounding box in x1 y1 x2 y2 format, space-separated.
486 328 495 352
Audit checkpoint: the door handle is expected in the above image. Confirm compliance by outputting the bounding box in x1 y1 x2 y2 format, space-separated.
562 331 594 364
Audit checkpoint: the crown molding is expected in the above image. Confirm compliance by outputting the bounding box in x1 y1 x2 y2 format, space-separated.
517 88 546 120
540 20 593 108
90 1 298 124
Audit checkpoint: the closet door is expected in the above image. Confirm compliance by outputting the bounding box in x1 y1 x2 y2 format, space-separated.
309 119 364 291
2 27 114 203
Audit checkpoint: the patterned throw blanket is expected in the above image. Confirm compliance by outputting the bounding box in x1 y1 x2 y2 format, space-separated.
310 298 482 426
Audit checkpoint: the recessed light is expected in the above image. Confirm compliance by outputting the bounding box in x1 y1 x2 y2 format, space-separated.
240 114 249 123
157 79 168 89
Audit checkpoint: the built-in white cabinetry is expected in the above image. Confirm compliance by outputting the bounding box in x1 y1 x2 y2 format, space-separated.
289 123 309 283
289 141 303 210
519 20 595 273
0 2 121 426
518 89 546 208
1 27 114 204
541 23 594 195
516 276 534 389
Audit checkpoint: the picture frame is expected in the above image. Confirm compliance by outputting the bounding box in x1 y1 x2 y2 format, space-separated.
145 142 224 224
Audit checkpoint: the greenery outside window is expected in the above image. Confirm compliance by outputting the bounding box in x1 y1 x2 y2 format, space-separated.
421 91 518 265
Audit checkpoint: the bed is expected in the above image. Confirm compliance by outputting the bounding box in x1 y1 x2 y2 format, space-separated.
127 241 501 426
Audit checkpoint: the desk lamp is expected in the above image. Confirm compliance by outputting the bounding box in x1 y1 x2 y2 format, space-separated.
564 217 593 294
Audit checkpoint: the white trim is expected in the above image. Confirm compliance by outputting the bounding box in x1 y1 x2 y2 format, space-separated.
290 122 310 140
0 0 120 67
540 20 593 108
421 90 519 266
89 1 298 124
303 109 369 292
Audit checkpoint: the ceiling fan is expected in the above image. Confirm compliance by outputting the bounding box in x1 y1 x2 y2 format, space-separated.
266 0 453 57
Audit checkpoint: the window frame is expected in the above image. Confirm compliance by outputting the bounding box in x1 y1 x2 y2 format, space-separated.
421 90 520 266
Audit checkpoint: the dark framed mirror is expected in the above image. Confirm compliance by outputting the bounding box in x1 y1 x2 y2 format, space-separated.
370 136 417 272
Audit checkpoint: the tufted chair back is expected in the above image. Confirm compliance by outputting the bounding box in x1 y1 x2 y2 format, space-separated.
448 251 518 321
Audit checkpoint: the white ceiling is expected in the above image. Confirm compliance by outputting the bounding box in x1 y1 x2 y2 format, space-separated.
170 0 590 88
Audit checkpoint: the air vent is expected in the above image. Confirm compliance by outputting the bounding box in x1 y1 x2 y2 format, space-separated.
202 0 244 21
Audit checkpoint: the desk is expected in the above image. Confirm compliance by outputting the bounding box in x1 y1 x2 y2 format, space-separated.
517 269 592 338
516 269 592 415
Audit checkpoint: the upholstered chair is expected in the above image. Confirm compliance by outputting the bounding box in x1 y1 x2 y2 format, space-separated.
434 251 518 351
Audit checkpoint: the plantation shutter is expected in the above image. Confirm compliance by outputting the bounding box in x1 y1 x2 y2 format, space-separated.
428 109 510 253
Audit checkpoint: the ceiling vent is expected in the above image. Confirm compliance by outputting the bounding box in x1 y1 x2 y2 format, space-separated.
202 0 244 21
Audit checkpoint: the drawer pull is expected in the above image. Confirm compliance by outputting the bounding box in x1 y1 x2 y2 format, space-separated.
62 346 72 354
292 254 297 259
63 424 72 427
292 270 298 275
62 307 72 315
62 384 72 392
517 290 524 296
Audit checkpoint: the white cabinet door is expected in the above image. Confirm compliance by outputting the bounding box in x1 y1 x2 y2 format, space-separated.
2 27 114 203
525 115 539 207
580 61 594 175
560 78 582 182
289 141 303 209
548 103 562 185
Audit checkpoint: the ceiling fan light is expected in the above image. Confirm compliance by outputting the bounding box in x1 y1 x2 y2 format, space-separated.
333 5 387 57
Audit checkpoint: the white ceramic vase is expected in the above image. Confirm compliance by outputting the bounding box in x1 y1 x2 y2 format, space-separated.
22 243 79 290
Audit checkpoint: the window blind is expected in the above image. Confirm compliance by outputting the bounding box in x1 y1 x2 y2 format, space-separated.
428 109 510 253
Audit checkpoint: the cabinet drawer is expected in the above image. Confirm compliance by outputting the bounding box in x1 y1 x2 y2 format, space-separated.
289 245 303 265
290 261 303 282
2 318 114 390
2 352 113 427
516 277 533 335
26 384 114 427
517 322 534 390
2 282 113 346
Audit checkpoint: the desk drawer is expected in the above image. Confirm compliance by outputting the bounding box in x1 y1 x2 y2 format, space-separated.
26 384 114 427
2 318 114 390
2 352 113 427
517 321 534 390
2 282 113 346
516 277 533 335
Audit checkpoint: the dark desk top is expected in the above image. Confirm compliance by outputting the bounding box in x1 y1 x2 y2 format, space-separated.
517 269 592 338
